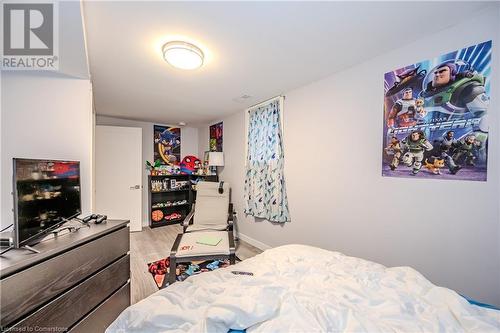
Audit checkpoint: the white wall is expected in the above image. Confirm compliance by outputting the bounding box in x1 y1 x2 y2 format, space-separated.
95 116 199 226
198 125 210 158
1 72 93 228
212 7 500 306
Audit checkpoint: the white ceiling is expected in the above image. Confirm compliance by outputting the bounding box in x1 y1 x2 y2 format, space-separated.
58 0 89 79
83 1 490 126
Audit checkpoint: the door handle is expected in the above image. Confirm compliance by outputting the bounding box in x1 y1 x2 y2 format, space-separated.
130 185 141 190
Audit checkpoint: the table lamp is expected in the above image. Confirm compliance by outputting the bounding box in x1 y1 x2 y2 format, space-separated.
208 152 224 177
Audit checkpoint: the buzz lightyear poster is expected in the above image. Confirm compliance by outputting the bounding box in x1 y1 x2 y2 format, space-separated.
382 40 491 181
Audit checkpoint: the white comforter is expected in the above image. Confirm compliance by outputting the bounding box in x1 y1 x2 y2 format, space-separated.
108 245 500 332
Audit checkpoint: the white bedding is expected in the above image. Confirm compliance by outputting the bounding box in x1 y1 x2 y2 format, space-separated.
108 244 500 332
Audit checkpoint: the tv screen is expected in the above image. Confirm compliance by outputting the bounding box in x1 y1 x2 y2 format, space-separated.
13 158 81 247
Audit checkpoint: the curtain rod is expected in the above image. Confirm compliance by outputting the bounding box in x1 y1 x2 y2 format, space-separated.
246 95 285 112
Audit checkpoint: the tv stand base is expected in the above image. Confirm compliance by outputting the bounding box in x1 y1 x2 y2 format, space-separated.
0 244 40 256
22 245 40 254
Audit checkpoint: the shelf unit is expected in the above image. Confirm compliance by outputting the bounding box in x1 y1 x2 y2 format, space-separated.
150 188 190 194
148 174 218 228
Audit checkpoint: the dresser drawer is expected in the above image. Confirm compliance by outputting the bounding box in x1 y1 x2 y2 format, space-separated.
70 282 130 333
0 227 129 327
9 255 130 332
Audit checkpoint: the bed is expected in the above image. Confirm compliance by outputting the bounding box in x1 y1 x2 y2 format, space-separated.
107 244 500 332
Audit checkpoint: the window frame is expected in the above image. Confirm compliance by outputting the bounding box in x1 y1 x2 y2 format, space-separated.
244 96 285 167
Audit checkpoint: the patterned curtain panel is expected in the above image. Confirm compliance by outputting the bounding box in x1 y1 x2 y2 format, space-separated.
244 99 290 223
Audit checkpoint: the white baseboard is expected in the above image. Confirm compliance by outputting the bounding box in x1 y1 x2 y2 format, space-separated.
237 232 272 251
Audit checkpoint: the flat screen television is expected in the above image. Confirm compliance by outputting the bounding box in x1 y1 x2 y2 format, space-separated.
13 158 81 248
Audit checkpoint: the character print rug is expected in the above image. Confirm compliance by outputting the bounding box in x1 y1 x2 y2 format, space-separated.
147 257 240 289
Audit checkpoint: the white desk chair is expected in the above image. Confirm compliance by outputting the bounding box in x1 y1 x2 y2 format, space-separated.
170 181 235 284
182 181 234 232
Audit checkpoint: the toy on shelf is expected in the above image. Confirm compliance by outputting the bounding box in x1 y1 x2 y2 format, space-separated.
151 210 164 222
151 179 169 192
146 159 184 176
180 156 201 175
152 199 188 209
158 164 181 175
150 177 190 192
165 212 182 221
146 160 162 175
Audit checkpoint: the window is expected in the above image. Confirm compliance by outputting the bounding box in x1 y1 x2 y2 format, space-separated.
244 97 290 223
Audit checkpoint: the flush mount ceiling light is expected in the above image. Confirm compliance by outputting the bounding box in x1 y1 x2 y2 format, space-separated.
162 41 204 70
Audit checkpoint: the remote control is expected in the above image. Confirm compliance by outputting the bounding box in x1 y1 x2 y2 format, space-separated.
231 271 253 276
82 214 99 223
82 215 93 223
95 215 107 224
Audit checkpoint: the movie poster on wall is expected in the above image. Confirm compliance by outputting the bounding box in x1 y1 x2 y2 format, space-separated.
382 40 491 181
154 125 181 165
209 122 223 152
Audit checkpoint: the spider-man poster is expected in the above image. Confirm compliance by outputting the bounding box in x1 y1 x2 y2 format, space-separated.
154 125 181 165
382 40 491 182
209 122 223 152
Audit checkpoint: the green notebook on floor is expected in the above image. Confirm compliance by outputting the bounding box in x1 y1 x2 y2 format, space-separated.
196 235 222 246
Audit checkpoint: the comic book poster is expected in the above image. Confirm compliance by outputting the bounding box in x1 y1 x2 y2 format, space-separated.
154 125 181 165
209 122 223 152
383 40 491 181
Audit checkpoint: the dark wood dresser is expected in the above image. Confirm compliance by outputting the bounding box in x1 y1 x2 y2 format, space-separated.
0 220 130 332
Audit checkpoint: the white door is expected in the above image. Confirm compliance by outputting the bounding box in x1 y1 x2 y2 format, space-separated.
95 125 142 232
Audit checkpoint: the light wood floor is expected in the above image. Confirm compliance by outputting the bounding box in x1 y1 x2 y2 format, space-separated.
130 225 262 304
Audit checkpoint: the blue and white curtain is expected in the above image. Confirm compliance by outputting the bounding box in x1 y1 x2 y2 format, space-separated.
244 99 290 223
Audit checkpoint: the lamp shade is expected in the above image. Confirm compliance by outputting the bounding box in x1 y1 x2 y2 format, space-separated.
208 152 224 166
